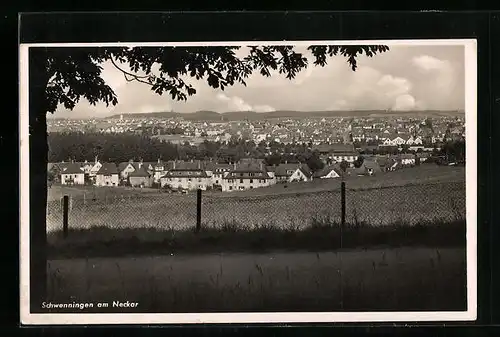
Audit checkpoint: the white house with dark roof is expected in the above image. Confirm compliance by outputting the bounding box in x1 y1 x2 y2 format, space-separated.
59 163 85 185
221 161 275 192
313 144 359 164
160 160 212 191
95 163 119 186
313 165 343 179
128 166 152 187
274 163 313 182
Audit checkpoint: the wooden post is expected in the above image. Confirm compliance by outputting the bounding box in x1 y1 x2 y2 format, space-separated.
196 189 202 232
341 181 346 228
63 195 69 238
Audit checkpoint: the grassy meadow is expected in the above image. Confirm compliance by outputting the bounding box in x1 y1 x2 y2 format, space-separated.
45 247 467 313
42 164 469 313
46 165 465 233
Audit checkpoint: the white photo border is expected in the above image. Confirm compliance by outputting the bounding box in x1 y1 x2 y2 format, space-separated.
19 39 478 325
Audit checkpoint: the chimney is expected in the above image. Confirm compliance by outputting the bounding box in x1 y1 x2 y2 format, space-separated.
95 155 98 164
234 162 236 170
158 158 160 164
173 160 176 169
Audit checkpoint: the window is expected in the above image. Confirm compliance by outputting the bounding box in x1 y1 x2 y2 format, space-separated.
250 179 253 183
215 180 219 184
240 179 243 183
198 178 202 182
178 179 181 182
229 186 233 190
250 186 253 189
188 178 192 182
240 173 244 177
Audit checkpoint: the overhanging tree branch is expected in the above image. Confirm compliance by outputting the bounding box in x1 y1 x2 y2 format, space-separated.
109 56 154 86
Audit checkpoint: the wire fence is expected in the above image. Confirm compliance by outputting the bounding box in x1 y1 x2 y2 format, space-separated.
46 180 466 236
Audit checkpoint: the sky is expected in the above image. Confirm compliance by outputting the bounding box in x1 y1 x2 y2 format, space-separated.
50 44 465 119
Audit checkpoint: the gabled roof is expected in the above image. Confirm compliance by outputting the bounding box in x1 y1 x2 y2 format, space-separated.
97 162 119 175
274 163 302 176
59 163 84 175
313 164 342 178
297 164 313 177
232 161 266 173
118 162 133 172
170 160 205 171
128 167 151 177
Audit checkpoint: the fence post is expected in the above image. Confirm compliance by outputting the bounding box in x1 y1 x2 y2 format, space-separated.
63 195 69 238
341 181 346 228
196 189 202 232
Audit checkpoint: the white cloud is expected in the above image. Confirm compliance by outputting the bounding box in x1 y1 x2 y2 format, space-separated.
341 66 416 110
412 55 455 91
216 93 274 112
392 94 416 110
412 55 449 71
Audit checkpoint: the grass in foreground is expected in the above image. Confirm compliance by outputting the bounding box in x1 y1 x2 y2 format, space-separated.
44 247 467 313
47 218 466 259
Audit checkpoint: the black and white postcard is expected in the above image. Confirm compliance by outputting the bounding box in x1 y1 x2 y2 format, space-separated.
19 39 477 324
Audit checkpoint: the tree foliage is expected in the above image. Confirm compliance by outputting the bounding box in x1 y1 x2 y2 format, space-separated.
37 44 390 116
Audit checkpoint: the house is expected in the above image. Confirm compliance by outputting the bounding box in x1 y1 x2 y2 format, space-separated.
288 164 313 182
374 156 397 172
313 165 343 179
128 167 152 188
265 165 276 179
383 134 408 146
274 163 304 183
59 163 85 185
399 154 417 166
313 144 359 164
416 152 431 162
210 163 233 186
160 160 212 191
149 159 170 184
221 162 275 192
118 160 138 180
95 163 119 186
89 160 102 177
358 159 382 176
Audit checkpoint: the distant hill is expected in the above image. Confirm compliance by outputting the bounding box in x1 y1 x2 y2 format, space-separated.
105 109 465 121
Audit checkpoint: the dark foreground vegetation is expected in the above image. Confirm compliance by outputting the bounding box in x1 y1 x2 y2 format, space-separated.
48 218 466 259
46 246 467 313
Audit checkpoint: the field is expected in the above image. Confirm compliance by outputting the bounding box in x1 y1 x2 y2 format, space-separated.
46 165 466 234
45 247 467 313
41 165 468 314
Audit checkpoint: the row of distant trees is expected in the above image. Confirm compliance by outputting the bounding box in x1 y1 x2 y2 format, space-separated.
48 132 465 169
48 132 326 170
